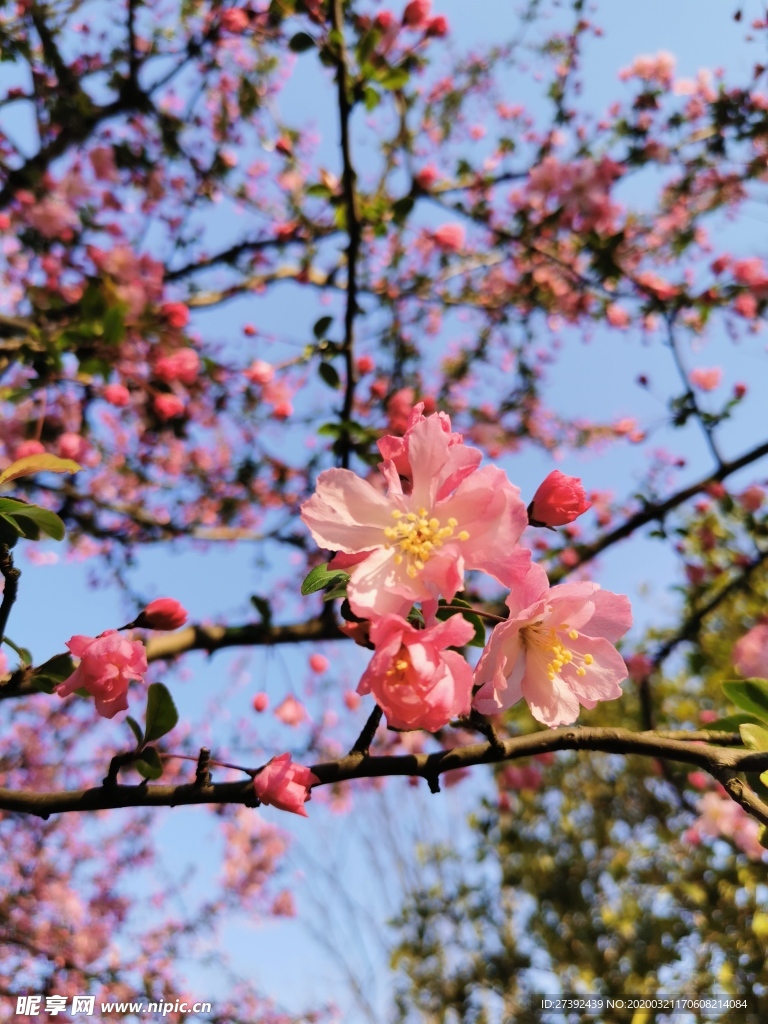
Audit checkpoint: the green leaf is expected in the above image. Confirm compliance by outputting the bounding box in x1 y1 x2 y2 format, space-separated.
740 723 768 751
103 306 126 345
300 563 350 596
134 746 163 780
144 682 179 743
250 595 272 628
363 85 381 111
435 598 486 648
126 716 144 747
392 196 415 226
703 713 763 732
319 362 341 389
722 679 768 724
758 824 768 850
377 66 410 90
289 31 315 52
0 498 66 541
322 579 349 601
313 315 333 339
31 652 74 692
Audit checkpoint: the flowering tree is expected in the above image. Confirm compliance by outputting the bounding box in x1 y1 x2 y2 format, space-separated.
3 0 768 1017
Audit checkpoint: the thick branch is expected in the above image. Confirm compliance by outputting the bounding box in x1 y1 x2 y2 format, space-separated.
0 727 757 819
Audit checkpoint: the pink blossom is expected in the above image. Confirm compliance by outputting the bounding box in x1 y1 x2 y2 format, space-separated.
693 791 764 859
244 360 275 385
103 383 131 407
606 303 630 328
356 355 375 374
274 695 307 727
343 690 361 711
301 412 531 617
308 653 329 674
415 165 439 190
375 10 395 30
473 561 632 728
270 890 296 916
433 223 465 252
529 470 592 527
154 394 185 420
624 652 653 683
154 349 200 386
357 613 475 731
733 623 768 678
252 692 269 712
732 257 768 290
14 440 46 458
161 301 190 330
220 7 249 32
56 630 148 718
689 366 722 392
89 146 118 183
25 196 79 239
57 433 88 462
739 485 764 513
137 598 188 630
253 753 319 818
402 0 431 29
0 650 7 677
426 15 449 37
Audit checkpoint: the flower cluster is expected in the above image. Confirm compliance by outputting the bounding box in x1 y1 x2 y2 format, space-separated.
301 405 631 735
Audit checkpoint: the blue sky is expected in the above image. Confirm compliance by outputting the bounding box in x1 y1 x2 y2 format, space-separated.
4 1 768 1020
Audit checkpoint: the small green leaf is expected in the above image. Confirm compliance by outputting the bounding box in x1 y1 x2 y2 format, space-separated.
289 31 315 52
703 713 763 732
377 66 410 90
723 679 768 724
144 682 178 743
322 579 349 601
135 746 163 780
363 86 380 111
740 723 768 751
126 716 144 747
313 315 333 339
250 595 272 628
758 824 768 850
31 652 74 692
319 362 341 389
0 498 66 541
301 563 350 596
103 306 126 345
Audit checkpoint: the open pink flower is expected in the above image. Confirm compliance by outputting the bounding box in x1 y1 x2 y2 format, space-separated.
473 562 632 727
689 367 722 392
693 791 764 859
56 630 148 718
529 470 592 527
357 613 475 731
253 753 319 818
301 412 530 617
733 623 768 678
274 695 307 727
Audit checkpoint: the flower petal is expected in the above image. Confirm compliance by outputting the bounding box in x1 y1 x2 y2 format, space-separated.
300 468 393 553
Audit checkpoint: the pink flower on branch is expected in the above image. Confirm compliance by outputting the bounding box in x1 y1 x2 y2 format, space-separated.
253 753 319 818
357 613 475 731
135 598 188 631
473 562 632 728
56 631 148 719
733 623 768 678
528 470 592 527
689 366 722 392
301 413 530 617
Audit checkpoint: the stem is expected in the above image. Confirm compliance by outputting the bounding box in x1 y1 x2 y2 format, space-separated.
0 546 20 647
330 0 362 470
349 705 383 755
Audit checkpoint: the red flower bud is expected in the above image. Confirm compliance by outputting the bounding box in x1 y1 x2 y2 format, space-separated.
529 470 591 527
136 598 188 631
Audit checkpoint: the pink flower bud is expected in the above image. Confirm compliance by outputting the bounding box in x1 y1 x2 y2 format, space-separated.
343 690 361 711
14 440 46 458
402 0 431 29
160 301 190 330
309 653 329 674
414 164 439 190
374 10 395 29
103 383 131 407
426 14 448 36
136 598 188 631
356 355 375 374
739 484 764 513
220 7 249 32
432 223 465 252
529 470 592 527
253 753 319 817
734 382 747 399
154 393 185 420
624 653 653 683
274 136 293 157
244 359 274 385
57 433 86 461
252 692 269 712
